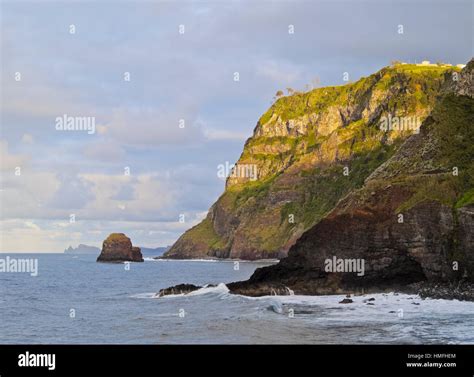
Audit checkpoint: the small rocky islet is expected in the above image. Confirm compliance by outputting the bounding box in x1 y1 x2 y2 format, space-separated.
96 233 144 263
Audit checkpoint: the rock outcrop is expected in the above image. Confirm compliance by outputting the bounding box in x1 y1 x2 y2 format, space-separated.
155 284 206 297
165 63 461 260
96 233 144 263
228 59 474 296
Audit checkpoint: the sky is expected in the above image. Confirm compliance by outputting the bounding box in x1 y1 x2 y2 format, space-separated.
0 0 472 252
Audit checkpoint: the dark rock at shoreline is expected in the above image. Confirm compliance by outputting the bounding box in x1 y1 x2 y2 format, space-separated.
156 283 207 297
96 233 143 263
417 282 474 301
156 280 474 302
339 298 353 304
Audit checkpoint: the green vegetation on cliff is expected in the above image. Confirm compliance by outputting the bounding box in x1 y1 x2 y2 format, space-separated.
259 64 458 126
165 63 461 260
396 93 474 213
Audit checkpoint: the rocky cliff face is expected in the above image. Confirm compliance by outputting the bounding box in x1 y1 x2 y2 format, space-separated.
228 59 474 296
97 233 144 263
166 63 460 260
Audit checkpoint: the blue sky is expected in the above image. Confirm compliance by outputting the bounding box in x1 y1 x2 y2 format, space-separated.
0 0 472 252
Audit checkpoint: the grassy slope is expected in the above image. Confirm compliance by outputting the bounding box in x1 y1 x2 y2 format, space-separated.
396 93 474 212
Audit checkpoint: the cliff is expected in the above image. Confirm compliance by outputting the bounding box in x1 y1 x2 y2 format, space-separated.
228 59 474 296
165 63 461 260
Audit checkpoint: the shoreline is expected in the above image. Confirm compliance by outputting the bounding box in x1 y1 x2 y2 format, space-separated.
153 256 280 263
157 280 474 302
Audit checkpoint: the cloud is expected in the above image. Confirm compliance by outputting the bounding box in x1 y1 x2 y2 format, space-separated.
256 60 303 86
110 182 136 201
24 221 40 231
0 140 28 171
83 140 125 162
73 173 184 222
203 127 250 141
0 0 471 251
101 107 205 146
1 171 62 219
21 134 34 144
0 219 83 252
47 173 95 210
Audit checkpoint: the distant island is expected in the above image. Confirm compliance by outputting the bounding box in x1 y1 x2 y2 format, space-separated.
64 244 100 254
65 243 169 258
140 246 170 257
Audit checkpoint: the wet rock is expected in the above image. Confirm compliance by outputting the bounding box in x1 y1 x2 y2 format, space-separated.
339 298 353 304
417 282 474 301
156 284 202 297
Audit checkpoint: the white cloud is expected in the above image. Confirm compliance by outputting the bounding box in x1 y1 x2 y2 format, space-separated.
82 140 125 162
0 140 28 171
102 107 205 146
0 219 80 252
21 133 34 144
0 171 60 218
256 60 303 86
75 173 177 221
203 127 249 141
24 221 40 231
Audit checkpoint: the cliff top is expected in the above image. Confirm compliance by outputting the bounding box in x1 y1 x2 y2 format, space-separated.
258 63 460 127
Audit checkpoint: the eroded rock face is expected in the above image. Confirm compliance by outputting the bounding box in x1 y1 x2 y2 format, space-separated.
228 60 474 296
227 189 457 296
96 233 143 263
457 206 474 276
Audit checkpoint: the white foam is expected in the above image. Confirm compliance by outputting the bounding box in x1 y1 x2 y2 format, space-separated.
130 292 157 299
151 258 220 263
243 292 474 323
187 283 230 296
153 258 279 264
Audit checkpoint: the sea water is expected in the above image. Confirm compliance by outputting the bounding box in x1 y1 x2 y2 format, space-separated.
0 254 473 344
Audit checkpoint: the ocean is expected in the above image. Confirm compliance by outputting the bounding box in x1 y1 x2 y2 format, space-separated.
1 254 473 344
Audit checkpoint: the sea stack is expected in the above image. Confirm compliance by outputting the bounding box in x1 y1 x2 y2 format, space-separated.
96 233 144 263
